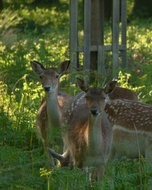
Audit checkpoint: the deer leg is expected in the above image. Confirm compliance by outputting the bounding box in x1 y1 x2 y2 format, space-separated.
91 166 105 182
145 138 152 168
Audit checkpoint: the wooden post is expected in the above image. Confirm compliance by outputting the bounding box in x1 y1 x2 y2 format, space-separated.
121 0 127 68
97 0 105 75
90 0 103 72
84 0 91 71
112 0 120 77
69 0 127 78
69 0 79 70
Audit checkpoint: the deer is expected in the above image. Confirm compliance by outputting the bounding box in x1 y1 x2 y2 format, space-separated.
101 79 152 160
105 98 152 135
102 84 152 161
104 80 146 158
31 60 102 169
49 78 113 181
31 60 72 165
72 79 152 164
75 78 113 181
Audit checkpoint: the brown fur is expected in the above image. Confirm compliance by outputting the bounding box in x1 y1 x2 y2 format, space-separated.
36 93 71 142
105 97 152 163
104 80 151 159
67 79 113 181
36 99 47 141
48 84 113 181
108 86 138 100
59 93 90 167
31 60 71 164
104 80 138 101
105 99 152 133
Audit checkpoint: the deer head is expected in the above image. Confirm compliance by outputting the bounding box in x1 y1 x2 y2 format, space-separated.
104 79 138 101
31 60 70 94
104 79 118 94
77 78 107 117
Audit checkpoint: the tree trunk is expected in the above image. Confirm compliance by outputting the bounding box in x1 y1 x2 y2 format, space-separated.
132 0 152 18
0 0 3 10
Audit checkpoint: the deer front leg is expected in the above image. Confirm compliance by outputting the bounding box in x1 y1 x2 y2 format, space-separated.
91 165 105 182
84 165 105 182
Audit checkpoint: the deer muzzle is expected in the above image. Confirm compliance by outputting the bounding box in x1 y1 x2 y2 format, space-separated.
90 108 99 116
44 86 50 92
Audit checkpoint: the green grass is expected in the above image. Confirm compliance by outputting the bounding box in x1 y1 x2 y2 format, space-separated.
0 145 46 189
1 146 151 189
0 1 152 189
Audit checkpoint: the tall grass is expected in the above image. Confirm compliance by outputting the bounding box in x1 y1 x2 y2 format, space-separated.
0 2 152 189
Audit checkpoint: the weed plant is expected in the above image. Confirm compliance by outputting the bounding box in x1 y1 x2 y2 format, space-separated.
0 1 152 189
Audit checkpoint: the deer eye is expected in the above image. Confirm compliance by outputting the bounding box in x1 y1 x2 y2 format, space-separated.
85 95 90 100
55 74 59 79
101 96 106 100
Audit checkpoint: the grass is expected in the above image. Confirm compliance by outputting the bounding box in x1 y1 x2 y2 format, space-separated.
0 1 152 189
0 145 46 189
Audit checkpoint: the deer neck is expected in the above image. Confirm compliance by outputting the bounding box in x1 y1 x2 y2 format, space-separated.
85 113 109 167
46 91 61 129
87 114 103 154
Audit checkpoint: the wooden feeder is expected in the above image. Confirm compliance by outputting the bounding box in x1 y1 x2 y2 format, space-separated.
69 0 127 77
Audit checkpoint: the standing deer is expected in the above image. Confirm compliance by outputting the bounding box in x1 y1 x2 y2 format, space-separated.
74 79 152 164
50 78 113 181
91 81 152 162
31 60 71 165
31 60 94 168
76 81 152 161
31 60 98 168
75 78 113 181
105 98 152 135
104 80 146 158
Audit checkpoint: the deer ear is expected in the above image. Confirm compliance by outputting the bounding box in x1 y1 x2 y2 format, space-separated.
101 90 107 99
104 79 118 94
48 148 65 162
77 77 88 92
59 60 70 75
31 61 45 75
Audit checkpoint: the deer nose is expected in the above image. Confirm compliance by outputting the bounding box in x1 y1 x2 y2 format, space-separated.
44 87 50 92
90 109 98 116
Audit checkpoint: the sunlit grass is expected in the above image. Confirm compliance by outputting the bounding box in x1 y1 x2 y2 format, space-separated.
0 2 152 189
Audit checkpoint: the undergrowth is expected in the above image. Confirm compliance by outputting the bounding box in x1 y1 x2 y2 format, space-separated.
0 1 152 189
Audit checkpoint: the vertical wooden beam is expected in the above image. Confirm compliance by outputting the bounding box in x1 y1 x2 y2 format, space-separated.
90 0 103 72
84 0 91 71
69 0 127 77
97 0 105 75
112 0 120 77
121 0 127 68
69 0 78 70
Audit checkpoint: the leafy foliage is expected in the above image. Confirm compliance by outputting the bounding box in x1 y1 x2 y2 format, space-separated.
0 2 152 189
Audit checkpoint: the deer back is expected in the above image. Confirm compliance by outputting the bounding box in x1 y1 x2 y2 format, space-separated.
104 80 138 101
105 99 152 134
